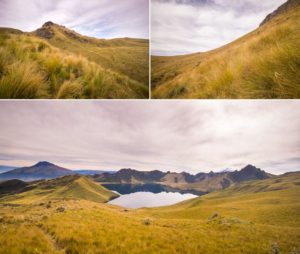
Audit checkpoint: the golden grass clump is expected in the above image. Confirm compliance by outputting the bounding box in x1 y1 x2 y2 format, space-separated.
0 29 149 99
0 61 47 99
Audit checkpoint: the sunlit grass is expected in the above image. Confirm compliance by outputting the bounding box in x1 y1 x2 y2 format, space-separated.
0 173 299 253
0 29 148 99
152 5 300 99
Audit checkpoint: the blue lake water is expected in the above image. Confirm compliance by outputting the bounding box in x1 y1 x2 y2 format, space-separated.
103 183 199 208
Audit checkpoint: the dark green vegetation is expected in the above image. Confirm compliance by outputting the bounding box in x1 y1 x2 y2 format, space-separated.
0 22 149 99
0 171 299 253
152 0 300 99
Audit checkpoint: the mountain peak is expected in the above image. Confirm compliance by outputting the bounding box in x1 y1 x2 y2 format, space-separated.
34 161 55 167
43 21 55 27
260 0 300 26
241 164 261 172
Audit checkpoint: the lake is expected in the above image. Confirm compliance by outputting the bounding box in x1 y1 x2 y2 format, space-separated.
103 183 200 208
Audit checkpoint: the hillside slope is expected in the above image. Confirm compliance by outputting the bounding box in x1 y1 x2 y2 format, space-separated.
0 22 149 99
0 175 118 204
152 0 300 99
0 172 299 253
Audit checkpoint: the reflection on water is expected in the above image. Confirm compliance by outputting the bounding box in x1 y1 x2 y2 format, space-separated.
103 183 202 208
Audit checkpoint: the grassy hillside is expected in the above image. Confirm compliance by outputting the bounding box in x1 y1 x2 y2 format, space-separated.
0 23 149 99
0 175 118 204
0 172 299 253
152 1 300 99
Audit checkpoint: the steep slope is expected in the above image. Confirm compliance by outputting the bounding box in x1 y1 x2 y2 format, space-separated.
0 22 149 99
0 175 118 204
0 161 74 181
152 0 300 99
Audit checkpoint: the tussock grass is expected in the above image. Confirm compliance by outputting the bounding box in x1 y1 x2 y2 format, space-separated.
0 61 47 99
0 29 148 99
152 5 300 98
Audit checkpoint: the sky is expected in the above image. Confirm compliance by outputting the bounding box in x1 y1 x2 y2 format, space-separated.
152 0 287 55
0 0 149 39
0 101 299 175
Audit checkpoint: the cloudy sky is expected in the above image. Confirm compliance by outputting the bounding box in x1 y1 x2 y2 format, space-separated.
0 101 299 175
152 0 287 55
0 0 149 39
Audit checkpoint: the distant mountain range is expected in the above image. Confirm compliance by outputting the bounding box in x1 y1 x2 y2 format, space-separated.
0 161 274 192
151 0 300 99
94 164 271 192
74 170 116 175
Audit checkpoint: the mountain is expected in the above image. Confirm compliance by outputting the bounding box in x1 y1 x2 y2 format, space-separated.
0 175 118 204
0 161 74 181
0 22 149 99
94 164 271 192
74 170 116 175
94 168 167 183
0 165 18 174
152 0 300 99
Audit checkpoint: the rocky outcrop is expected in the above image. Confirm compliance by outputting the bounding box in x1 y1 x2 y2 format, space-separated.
260 0 300 26
35 22 55 39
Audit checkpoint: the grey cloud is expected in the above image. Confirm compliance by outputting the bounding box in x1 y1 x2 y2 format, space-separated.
151 0 286 55
0 100 299 174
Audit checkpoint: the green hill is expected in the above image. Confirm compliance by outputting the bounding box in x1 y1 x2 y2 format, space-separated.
0 175 119 204
0 172 299 253
0 22 149 99
152 0 300 99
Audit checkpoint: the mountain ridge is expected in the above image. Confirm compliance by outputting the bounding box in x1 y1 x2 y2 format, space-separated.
94 164 272 192
260 0 300 26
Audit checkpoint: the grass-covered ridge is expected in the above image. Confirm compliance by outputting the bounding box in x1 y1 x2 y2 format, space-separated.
0 24 149 99
0 175 119 204
0 172 299 253
152 1 300 99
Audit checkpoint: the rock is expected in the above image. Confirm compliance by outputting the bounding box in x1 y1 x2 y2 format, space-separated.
56 206 65 212
35 27 54 39
143 218 152 225
208 212 219 220
43 21 54 27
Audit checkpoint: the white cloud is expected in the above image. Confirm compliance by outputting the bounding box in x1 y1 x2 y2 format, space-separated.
152 0 286 55
0 100 299 174
0 0 149 38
